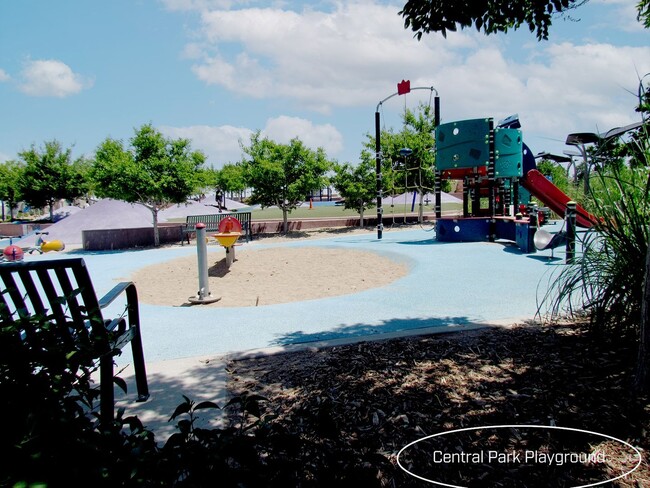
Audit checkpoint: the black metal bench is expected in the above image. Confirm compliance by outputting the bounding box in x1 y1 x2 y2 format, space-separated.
0 257 149 424
181 212 253 244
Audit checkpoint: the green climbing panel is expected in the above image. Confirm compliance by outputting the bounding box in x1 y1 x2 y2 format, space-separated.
493 128 523 178
436 118 491 170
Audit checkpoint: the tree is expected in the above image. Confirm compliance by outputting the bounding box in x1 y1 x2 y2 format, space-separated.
537 159 571 194
399 0 650 41
92 124 205 247
638 0 650 28
193 166 219 197
400 0 588 41
241 134 332 233
217 163 247 200
0 160 24 221
332 158 377 227
17 141 88 221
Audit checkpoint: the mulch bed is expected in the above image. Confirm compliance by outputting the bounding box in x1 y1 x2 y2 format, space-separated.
226 321 650 487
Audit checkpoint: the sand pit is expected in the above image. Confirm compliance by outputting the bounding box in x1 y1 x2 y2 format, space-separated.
131 246 409 307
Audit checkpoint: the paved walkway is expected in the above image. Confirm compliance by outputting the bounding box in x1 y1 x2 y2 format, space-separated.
22 224 570 439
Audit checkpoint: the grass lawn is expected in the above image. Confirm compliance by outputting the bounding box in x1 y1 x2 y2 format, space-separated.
244 202 463 220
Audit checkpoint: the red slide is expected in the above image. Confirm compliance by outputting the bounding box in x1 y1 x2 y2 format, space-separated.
521 169 595 228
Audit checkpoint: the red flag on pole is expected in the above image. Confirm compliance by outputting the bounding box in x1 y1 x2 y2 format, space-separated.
397 79 411 95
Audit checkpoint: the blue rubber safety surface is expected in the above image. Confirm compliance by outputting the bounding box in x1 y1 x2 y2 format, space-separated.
18 224 571 364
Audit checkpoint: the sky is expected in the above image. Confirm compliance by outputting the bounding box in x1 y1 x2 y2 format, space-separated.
1 0 648 169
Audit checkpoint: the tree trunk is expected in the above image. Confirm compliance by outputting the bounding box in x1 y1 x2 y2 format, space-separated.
634 242 650 394
282 208 289 234
151 207 160 247
359 207 364 227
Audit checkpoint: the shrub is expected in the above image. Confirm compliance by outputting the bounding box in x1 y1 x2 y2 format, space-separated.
0 304 282 487
541 128 649 338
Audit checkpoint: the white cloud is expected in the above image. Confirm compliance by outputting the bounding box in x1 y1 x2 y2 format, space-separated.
160 0 291 12
159 124 253 166
0 69 10 82
174 1 649 160
159 116 344 167
519 42 650 143
18 59 92 98
261 116 344 155
190 3 467 109
591 0 645 32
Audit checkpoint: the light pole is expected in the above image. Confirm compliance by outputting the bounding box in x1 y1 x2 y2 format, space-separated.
562 150 581 181
565 132 599 195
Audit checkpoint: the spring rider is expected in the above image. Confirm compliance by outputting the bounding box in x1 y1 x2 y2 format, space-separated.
213 216 242 269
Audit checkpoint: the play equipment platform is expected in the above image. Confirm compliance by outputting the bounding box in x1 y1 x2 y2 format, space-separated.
432 115 594 253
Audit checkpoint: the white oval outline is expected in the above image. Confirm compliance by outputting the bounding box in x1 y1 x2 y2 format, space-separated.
396 424 642 488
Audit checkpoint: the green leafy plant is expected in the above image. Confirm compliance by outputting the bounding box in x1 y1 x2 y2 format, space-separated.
540 126 649 339
1 303 281 487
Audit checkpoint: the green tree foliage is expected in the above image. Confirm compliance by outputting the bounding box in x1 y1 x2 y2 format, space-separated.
217 163 247 199
17 140 88 221
0 160 24 220
399 0 588 40
332 158 377 226
537 159 570 194
241 133 332 233
193 166 219 196
639 0 650 28
92 124 205 246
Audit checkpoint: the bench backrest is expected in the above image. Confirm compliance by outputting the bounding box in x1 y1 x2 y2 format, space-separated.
184 212 252 241
0 258 104 340
185 212 251 225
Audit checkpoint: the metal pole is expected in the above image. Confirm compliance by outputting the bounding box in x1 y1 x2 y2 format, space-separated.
188 223 220 304
375 110 383 239
434 96 440 127
566 201 577 264
225 246 235 268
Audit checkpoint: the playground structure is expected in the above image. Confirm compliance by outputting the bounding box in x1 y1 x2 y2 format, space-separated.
188 216 243 305
212 216 242 269
433 115 594 254
375 81 440 239
373 81 597 255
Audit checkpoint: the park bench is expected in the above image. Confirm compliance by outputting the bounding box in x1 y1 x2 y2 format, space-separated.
181 212 252 244
0 257 149 424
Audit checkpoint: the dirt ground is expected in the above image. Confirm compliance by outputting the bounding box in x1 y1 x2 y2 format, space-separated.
226 320 650 487
131 227 408 307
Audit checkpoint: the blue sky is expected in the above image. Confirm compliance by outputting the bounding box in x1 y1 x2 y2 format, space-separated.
1 0 648 169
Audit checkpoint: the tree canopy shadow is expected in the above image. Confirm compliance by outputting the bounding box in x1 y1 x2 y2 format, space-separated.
271 315 481 346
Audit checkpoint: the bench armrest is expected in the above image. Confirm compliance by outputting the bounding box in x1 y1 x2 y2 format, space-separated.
98 281 136 309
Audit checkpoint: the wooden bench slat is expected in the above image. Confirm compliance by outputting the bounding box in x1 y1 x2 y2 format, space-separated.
17 269 46 318
0 257 149 424
0 268 27 318
35 268 69 330
53 266 87 328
